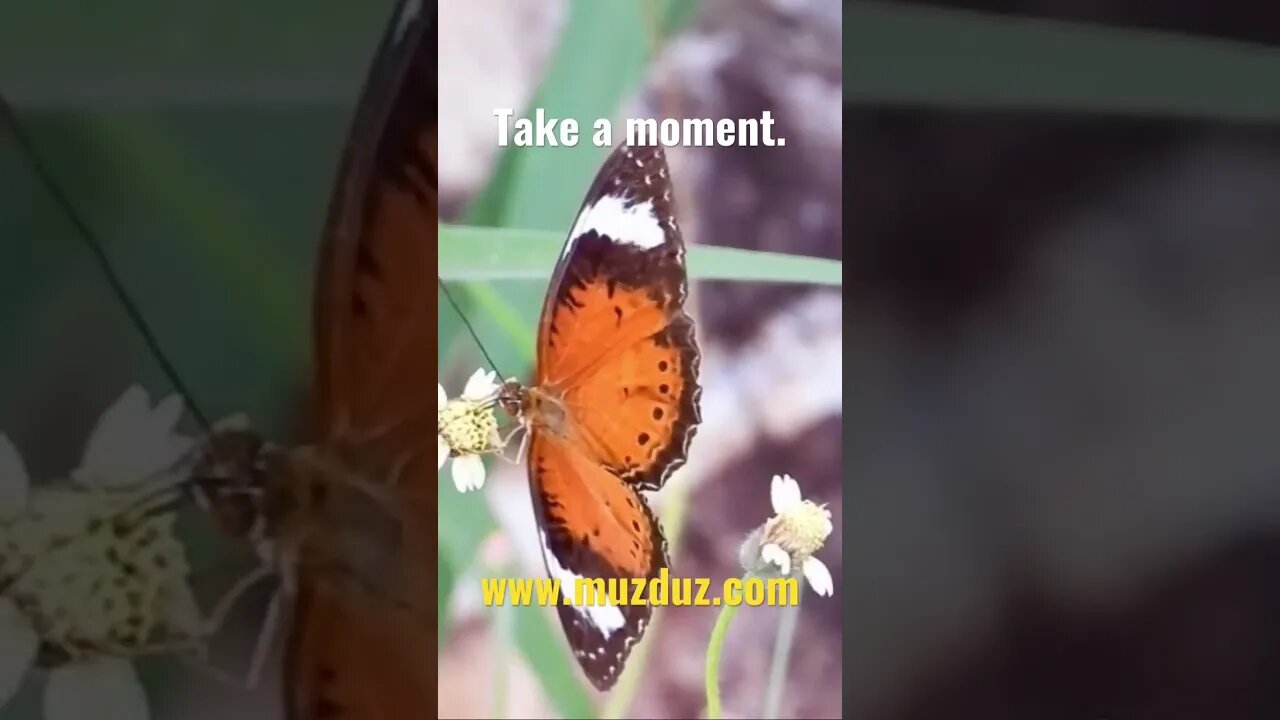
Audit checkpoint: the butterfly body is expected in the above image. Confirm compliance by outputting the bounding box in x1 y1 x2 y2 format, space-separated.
506 143 703 691
194 430 425 618
498 381 569 443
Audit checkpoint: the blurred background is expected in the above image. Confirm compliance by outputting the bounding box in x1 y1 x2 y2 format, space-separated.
847 2 1280 720
0 1 843 719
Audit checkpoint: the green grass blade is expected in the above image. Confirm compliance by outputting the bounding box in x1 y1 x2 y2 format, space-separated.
465 1 656 231
512 605 597 719
438 548 456 643
845 0 1280 121
440 224 842 285
459 282 537 364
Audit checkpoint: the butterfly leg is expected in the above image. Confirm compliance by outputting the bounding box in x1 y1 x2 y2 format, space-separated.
202 562 275 637
245 587 283 691
496 424 529 465
174 652 253 690
515 425 532 465
191 561 285 691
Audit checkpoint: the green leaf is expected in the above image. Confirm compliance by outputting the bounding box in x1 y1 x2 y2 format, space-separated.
845 0 1280 120
512 604 598 720
437 481 497 572
439 224 843 286
0 1 388 108
466 1 656 232
438 548 456 644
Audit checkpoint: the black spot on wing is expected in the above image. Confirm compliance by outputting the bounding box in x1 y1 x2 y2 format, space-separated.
613 314 702 493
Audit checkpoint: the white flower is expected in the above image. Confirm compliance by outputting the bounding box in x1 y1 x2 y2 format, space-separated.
0 434 27 520
44 658 148 720
72 385 193 489
742 474 835 597
0 385 205 720
0 597 37 709
438 369 502 493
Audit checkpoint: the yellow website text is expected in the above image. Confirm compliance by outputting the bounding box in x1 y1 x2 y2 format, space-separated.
481 568 799 608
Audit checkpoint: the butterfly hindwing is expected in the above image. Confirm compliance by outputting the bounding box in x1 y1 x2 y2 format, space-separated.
537 144 702 492
286 587 429 720
528 431 669 691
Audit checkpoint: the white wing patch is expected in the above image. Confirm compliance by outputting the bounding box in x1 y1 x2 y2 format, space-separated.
565 194 666 258
539 530 626 637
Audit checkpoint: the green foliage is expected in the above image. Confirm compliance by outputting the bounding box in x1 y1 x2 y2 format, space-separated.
845 1 1280 120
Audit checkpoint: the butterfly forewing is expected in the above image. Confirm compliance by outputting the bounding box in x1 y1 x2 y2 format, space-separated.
523 143 702 690
313 0 438 443
285 1 440 718
536 144 701 491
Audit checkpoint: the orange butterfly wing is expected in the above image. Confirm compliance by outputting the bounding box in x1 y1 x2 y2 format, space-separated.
312 0 437 442
527 144 701 690
285 2 438 718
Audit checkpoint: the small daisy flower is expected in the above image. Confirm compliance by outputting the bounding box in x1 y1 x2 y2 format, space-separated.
739 474 835 597
438 369 502 493
71 386 192 489
0 385 205 720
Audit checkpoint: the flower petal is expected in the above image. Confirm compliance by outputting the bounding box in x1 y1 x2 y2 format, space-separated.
760 542 791 576
438 383 448 411
136 393 194 480
462 369 499 401
0 434 30 521
74 386 193 488
0 598 37 707
75 385 149 482
438 435 450 470
212 413 250 432
45 657 149 720
802 555 834 597
451 454 486 493
149 393 186 437
818 506 834 538
770 474 802 514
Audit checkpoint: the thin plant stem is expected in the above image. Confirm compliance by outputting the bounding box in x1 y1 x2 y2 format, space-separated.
704 575 750 719
491 561 516 719
762 589 802 719
603 473 695 719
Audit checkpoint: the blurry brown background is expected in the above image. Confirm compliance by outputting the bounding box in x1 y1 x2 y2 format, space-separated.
849 2 1280 720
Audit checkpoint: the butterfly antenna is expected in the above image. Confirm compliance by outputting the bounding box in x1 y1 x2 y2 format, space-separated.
437 276 505 379
0 93 213 432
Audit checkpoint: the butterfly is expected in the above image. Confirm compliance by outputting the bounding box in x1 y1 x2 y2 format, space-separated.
190 0 441 718
498 141 703 691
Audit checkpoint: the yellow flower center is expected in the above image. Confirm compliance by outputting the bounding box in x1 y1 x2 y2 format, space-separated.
1 488 201 661
438 399 499 456
763 500 832 560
